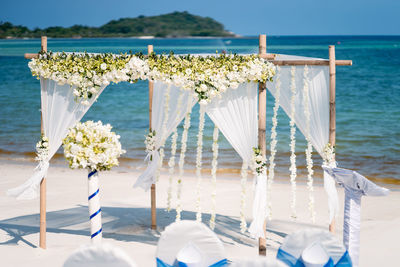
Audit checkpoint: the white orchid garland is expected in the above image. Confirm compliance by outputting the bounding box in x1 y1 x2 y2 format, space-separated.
166 91 185 212
240 161 249 233
29 52 276 104
267 66 281 217
155 85 171 182
176 111 192 221
209 125 219 230
166 129 178 212
302 66 316 223
35 134 49 163
195 105 205 222
62 121 125 171
289 66 297 220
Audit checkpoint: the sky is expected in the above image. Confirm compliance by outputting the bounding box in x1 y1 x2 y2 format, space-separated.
1 0 399 35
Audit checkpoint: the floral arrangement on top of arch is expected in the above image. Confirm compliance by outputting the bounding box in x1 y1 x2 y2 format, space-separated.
28 51 276 104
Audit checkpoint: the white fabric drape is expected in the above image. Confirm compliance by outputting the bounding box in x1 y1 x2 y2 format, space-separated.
134 81 197 191
266 57 339 224
205 83 257 166
7 78 106 200
248 173 267 238
205 83 259 236
322 166 389 267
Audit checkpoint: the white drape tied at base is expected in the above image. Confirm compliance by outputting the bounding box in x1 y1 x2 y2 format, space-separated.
248 172 268 238
267 56 339 223
322 166 389 267
205 82 259 236
7 78 106 200
134 81 196 191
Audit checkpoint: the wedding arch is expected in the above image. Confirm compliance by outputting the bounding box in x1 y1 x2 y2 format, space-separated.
12 35 352 256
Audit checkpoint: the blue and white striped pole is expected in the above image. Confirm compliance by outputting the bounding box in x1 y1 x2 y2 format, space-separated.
88 169 102 243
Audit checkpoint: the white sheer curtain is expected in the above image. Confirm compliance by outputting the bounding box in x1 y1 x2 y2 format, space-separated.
205 83 260 236
7 78 106 200
205 83 257 163
266 57 339 223
134 81 197 191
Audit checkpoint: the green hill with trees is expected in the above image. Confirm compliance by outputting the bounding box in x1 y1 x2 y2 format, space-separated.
0 11 235 38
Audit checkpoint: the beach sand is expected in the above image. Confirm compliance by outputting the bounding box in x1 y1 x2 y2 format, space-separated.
0 160 399 266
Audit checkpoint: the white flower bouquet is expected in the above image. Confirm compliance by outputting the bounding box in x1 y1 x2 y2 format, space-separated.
63 121 125 171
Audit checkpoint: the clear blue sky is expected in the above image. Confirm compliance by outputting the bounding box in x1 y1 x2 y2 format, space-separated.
1 0 399 35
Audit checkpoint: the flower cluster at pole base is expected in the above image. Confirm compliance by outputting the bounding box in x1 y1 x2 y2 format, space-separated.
323 143 336 166
63 121 125 171
35 134 49 162
29 51 276 104
253 147 267 175
144 129 156 155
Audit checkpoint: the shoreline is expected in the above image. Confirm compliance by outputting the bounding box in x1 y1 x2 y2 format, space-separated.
2 151 399 188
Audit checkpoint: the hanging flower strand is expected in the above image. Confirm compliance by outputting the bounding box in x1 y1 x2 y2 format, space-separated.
155 84 171 182
166 91 184 212
166 129 178 212
303 65 316 223
195 105 205 222
176 110 192 221
209 125 219 230
289 66 297 220
267 66 281 218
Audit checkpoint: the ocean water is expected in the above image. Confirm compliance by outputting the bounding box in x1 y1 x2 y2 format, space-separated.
0 36 399 182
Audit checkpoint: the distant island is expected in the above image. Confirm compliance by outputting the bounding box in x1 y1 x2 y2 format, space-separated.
0 11 236 39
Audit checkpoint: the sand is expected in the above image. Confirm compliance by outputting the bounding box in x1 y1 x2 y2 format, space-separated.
0 160 399 266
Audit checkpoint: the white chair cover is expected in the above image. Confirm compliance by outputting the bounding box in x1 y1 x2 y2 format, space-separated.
134 81 197 191
276 229 352 267
156 220 227 267
322 166 389 267
63 243 137 267
8 78 106 200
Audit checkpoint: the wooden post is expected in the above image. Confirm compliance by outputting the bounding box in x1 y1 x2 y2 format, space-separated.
148 45 157 230
258 34 267 256
328 45 336 234
39 36 47 249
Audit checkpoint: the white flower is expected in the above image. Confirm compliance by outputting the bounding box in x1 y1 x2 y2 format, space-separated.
100 63 107 71
185 68 192 75
199 99 208 105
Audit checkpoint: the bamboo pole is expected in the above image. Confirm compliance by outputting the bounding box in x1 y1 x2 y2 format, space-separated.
148 45 157 230
39 36 47 249
258 34 267 256
328 45 336 234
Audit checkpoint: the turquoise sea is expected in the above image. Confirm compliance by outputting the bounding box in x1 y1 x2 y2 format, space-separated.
0 36 399 183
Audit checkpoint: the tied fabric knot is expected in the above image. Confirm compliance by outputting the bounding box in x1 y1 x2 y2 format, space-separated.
134 149 160 191
7 161 50 200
